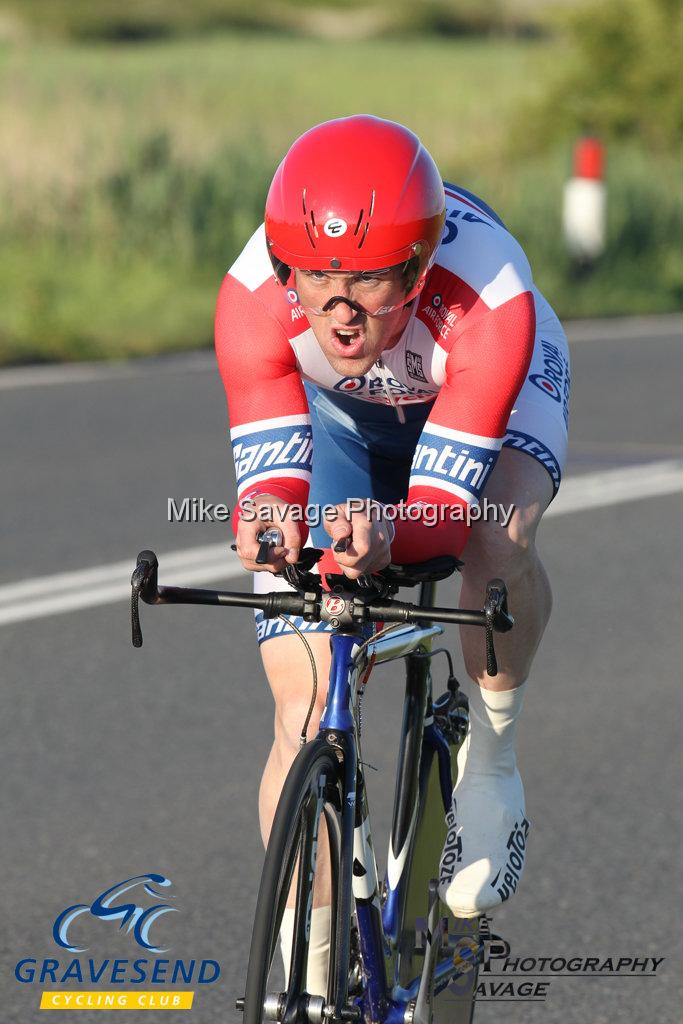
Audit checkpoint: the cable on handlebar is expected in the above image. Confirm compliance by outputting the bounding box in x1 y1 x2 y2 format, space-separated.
275 615 320 748
351 622 408 668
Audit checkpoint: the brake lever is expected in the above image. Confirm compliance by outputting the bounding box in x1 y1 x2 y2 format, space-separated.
130 550 159 648
484 578 514 676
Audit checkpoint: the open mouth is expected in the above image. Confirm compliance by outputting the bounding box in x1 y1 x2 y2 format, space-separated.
334 328 361 346
330 327 365 358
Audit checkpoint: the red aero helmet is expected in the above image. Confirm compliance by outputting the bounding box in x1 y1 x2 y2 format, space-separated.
265 115 446 308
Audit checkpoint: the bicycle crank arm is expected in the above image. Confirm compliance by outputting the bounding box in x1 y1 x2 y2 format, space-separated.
236 992 329 1023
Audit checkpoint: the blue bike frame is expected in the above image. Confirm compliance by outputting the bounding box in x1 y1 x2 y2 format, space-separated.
318 619 480 1024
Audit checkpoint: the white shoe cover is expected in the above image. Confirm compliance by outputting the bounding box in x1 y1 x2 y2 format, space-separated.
438 767 530 918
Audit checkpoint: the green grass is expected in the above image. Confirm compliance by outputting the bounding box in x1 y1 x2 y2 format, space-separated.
0 32 681 364
0 33 551 184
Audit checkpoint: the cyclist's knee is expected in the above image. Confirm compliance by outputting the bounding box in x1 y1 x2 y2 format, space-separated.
462 449 553 582
274 698 326 754
260 633 331 755
464 506 539 583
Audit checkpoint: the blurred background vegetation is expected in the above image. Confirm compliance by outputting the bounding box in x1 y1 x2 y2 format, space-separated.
0 0 681 364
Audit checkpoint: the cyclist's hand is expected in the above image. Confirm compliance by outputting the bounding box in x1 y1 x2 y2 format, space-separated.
235 495 301 573
324 501 394 579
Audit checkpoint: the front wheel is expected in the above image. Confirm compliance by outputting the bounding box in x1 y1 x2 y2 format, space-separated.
243 736 347 1024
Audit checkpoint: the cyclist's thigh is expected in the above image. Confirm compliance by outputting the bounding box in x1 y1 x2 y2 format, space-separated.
469 446 553 550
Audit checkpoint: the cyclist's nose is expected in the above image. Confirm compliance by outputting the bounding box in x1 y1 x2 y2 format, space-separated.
323 297 360 321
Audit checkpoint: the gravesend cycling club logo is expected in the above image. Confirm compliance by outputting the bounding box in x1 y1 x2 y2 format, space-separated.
14 872 221 1011
53 874 177 954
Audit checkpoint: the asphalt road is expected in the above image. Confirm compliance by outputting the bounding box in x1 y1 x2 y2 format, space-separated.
2 316 682 1024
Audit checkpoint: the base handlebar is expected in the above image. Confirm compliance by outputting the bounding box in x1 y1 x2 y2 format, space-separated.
130 549 513 674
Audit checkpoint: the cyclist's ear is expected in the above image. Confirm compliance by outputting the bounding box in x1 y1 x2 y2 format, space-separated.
402 256 420 293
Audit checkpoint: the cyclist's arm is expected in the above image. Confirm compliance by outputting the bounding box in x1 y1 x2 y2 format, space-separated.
214 273 312 550
390 290 536 563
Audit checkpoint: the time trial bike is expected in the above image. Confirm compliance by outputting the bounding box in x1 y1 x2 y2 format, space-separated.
130 537 513 1024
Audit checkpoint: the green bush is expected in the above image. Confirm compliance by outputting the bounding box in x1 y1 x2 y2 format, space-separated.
1 29 681 365
2 131 682 365
0 0 560 41
526 0 683 151
0 132 274 363
488 147 683 316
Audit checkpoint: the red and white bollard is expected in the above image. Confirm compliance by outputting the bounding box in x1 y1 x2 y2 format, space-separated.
562 137 606 264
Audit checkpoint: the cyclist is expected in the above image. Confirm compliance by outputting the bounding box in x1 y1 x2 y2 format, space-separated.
215 115 570 995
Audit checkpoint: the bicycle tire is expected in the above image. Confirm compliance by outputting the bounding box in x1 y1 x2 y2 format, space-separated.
243 736 346 1024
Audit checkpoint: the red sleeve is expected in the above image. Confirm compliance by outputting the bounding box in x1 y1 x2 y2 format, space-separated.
214 274 312 537
390 291 536 563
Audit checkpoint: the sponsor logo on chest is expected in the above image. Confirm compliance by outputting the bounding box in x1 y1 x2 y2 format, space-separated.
406 349 428 382
333 372 436 403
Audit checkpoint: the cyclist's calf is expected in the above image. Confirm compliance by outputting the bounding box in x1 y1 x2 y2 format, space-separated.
459 449 554 689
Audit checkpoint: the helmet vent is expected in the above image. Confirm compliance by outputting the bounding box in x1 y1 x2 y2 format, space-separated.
304 222 316 249
355 191 375 249
302 188 307 214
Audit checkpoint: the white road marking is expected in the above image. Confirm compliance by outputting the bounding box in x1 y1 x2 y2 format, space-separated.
1 460 683 627
0 352 215 390
545 459 683 517
0 545 243 627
